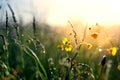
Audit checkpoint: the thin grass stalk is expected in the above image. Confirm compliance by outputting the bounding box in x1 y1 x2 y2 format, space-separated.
7 3 19 38
82 23 88 42
33 16 36 38
32 16 37 50
7 4 17 24
71 23 88 62
6 11 8 37
68 21 88 69
32 16 46 53
68 20 78 45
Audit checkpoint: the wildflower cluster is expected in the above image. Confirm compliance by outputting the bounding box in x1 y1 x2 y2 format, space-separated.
57 38 73 52
0 7 120 80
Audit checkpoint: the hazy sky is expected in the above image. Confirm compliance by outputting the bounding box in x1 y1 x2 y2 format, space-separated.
0 0 120 26
47 0 120 26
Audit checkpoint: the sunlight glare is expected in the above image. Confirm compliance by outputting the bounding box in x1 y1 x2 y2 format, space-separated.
46 0 120 26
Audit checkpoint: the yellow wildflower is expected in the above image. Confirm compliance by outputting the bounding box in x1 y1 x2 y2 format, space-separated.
57 45 64 51
65 45 73 52
71 60 76 65
62 38 68 44
87 43 93 49
91 32 98 39
117 64 120 71
108 47 117 56
26 39 31 44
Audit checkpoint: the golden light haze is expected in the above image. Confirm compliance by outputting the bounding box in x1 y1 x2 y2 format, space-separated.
46 0 120 27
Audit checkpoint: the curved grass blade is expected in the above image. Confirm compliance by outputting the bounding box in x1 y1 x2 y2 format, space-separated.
23 46 48 79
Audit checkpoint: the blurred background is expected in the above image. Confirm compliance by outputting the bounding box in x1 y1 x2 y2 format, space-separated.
1 0 120 26
0 0 120 41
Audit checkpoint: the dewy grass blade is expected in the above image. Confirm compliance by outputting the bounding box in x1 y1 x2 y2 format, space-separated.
7 3 20 38
23 46 48 79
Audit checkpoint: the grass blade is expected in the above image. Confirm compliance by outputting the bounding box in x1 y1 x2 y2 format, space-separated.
23 46 48 79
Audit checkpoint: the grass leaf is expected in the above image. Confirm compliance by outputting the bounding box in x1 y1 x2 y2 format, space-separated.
23 45 48 79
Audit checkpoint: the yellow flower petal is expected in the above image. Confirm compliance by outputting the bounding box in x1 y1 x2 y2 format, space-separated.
57 45 64 51
87 43 93 49
91 32 98 39
108 47 117 56
65 45 73 52
62 38 68 44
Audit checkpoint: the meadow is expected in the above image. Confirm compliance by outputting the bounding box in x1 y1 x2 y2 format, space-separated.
0 3 120 80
